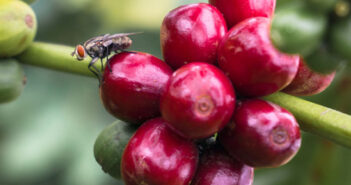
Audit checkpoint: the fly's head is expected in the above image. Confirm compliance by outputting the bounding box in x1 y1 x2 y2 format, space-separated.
72 45 86 61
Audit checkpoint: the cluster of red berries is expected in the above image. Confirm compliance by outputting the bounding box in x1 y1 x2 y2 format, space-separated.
97 1 335 184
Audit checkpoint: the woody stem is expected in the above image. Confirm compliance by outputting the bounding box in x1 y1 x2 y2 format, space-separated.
16 42 101 77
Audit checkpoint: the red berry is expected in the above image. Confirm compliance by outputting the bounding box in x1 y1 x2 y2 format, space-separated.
192 146 254 185
160 3 227 69
209 0 276 28
282 57 335 96
100 52 173 124
121 118 198 185
217 17 299 97
219 99 301 168
161 62 236 139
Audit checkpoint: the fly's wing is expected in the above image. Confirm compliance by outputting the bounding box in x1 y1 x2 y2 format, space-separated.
82 32 142 51
83 33 142 47
83 34 110 48
106 32 143 40
101 34 113 47
104 32 142 49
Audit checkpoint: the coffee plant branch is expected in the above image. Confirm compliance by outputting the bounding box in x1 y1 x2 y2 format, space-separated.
16 42 351 148
264 93 351 148
16 42 100 77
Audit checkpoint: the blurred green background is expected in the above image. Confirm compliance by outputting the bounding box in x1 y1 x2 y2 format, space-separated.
0 0 351 185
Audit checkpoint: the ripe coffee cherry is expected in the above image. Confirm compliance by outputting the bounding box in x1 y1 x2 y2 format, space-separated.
218 17 299 97
121 118 198 185
160 62 235 139
209 0 276 28
192 146 254 185
100 52 173 124
160 3 227 69
282 57 335 96
219 99 301 168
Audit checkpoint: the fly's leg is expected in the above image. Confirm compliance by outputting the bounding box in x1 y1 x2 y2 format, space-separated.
106 46 112 72
107 56 112 72
100 58 104 72
89 57 101 79
71 47 77 57
88 57 102 85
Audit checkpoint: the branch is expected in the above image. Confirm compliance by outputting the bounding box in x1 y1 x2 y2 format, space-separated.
15 42 100 77
263 92 351 148
16 42 351 148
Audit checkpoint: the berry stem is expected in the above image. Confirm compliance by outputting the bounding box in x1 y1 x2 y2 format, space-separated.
15 42 351 148
15 42 101 77
263 92 351 148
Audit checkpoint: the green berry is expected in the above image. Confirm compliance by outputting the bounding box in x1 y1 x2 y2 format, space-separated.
93 120 138 179
271 5 327 56
0 0 37 57
0 59 26 103
305 45 344 74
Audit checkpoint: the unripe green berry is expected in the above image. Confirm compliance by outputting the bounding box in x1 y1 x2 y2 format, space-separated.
0 59 26 103
0 0 37 57
94 121 138 179
270 5 327 56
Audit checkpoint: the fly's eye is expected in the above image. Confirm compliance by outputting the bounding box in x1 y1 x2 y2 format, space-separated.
76 45 86 60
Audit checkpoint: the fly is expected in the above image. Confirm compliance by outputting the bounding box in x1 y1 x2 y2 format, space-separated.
71 32 141 82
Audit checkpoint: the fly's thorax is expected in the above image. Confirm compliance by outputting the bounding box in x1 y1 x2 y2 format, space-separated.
86 45 101 58
84 41 95 51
